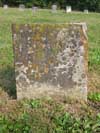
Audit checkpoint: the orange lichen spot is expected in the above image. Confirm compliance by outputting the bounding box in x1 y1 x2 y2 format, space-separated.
40 43 45 49
32 64 36 69
44 65 49 74
48 58 54 64
32 64 39 72
33 33 41 41
34 73 41 80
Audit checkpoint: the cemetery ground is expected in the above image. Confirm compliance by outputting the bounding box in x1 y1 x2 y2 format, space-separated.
0 8 100 132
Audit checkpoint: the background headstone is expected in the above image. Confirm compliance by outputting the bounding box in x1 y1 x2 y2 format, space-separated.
66 6 72 13
32 6 38 13
19 4 25 11
51 4 57 13
12 23 88 101
3 5 8 9
84 9 89 14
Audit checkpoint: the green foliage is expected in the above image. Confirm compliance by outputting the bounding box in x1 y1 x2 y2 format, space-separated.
89 48 100 72
53 113 100 133
0 113 31 132
0 0 2 6
29 99 42 108
88 92 100 102
0 111 100 133
1 0 100 12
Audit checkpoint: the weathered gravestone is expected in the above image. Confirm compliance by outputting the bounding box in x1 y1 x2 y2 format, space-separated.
3 5 8 9
12 23 88 101
51 4 57 13
32 6 38 13
84 9 89 14
66 6 72 13
19 4 25 11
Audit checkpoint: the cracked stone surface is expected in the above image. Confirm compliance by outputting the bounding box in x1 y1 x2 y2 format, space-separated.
12 23 88 101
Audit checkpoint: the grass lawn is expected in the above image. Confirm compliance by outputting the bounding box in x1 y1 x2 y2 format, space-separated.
0 8 100 132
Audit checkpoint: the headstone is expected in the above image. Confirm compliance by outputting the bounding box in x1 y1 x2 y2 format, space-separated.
19 4 25 11
51 4 57 13
66 6 72 13
12 23 88 101
3 5 8 9
32 6 38 13
84 9 89 14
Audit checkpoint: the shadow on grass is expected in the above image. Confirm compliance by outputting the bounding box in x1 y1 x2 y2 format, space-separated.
0 66 16 99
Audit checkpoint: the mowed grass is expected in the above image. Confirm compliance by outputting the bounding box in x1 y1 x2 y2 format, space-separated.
0 8 100 96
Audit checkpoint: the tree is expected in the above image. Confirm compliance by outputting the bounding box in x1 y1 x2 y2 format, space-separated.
0 0 100 12
0 0 2 6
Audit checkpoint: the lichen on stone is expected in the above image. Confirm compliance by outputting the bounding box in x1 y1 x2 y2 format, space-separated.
12 23 88 101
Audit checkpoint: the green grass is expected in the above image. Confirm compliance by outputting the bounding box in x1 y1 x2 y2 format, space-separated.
0 99 100 133
88 92 100 102
0 110 100 133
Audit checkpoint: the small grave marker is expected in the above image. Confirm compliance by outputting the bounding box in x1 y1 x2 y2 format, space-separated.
84 9 89 14
3 5 8 9
51 4 57 13
19 4 25 11
66 6 72 13
32 6 38 13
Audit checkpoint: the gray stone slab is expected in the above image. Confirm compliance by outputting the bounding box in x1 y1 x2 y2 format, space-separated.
12 23 88 101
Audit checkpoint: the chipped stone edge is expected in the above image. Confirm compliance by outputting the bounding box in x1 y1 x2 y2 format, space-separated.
69 22 88 39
